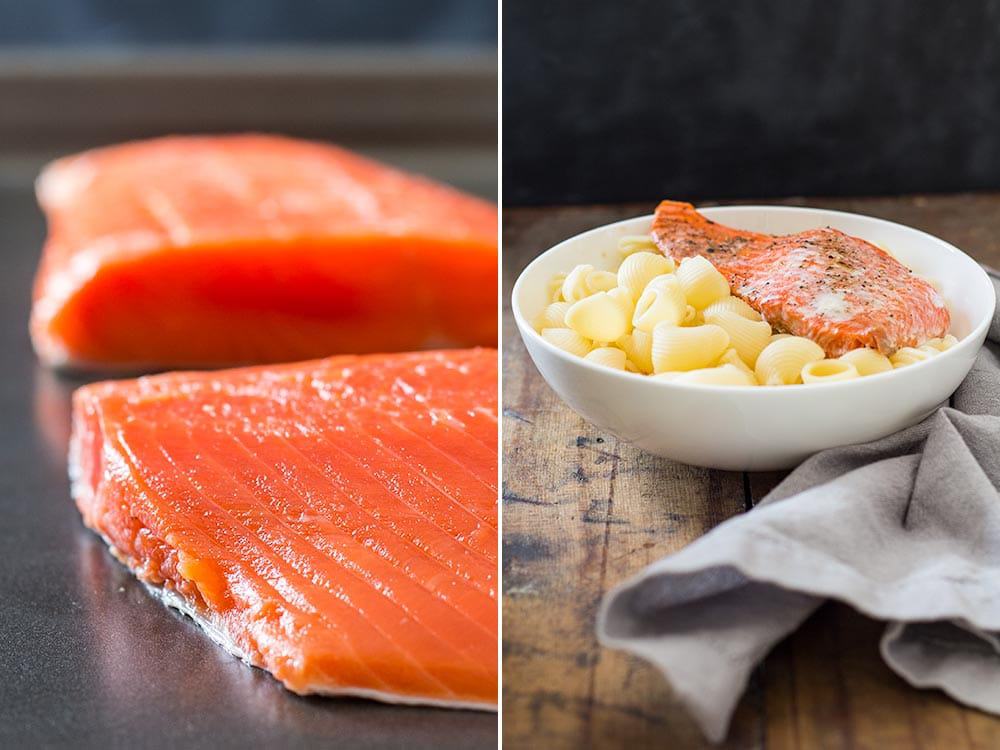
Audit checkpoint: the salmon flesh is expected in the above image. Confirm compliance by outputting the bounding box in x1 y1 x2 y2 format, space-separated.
70 348 498 708
32 135 497 370
651 200 950 356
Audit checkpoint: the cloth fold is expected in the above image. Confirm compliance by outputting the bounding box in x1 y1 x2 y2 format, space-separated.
597 275 1000 743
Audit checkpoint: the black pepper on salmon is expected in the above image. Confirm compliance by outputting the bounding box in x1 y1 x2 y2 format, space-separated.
651 201 951 356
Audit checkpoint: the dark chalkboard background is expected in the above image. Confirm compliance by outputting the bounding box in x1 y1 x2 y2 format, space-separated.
503 0 1000 205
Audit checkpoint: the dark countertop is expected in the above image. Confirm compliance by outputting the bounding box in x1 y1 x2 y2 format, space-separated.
502 195 1000 750
0 184 496 748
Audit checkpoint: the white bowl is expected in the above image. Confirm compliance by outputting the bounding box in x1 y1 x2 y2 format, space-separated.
512 205 996 471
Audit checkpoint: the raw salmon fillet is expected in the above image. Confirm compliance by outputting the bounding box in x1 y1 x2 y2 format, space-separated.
70 348 498 709
651 201 951 356
32 135 497 371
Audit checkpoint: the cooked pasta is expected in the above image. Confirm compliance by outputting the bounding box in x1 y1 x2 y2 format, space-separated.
755 336 825 385
607 287 635 322
587 270 619 293
584 347 627 370
565 292 631 342
890 346 935 368
617 234 658 257
837 347 892 376
703 295 763 321
617 329 654 374
651 322 729 373
632 275 687 332
675 255 729 309
703 308 772 367
801 359 860 383
561 265 593 302
547 272 567 303
541 327 592 357
617 252 675 301
537 239 956 387
681 305 703 326
719 347 755 377
563 264 616 302
662 363 757 386
534 301 572 331
922 334 958 352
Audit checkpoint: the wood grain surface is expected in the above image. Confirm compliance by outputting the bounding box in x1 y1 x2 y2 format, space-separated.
502 194 1000 749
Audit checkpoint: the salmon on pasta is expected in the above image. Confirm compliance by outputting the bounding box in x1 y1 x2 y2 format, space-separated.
651 200 950 356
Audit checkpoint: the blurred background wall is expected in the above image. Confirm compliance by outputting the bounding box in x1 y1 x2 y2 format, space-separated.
503 0 1000 205
0 0 497 197
0 0 496 44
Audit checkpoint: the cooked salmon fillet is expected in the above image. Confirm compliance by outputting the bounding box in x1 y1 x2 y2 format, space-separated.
32 135 497 371
70 348 498 709
651 201 951 356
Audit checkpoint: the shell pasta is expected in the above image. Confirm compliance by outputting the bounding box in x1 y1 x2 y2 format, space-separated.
755 336 825 385
801 360 860 383
585 347 627 370
562 264 615 302
565 292 630 342
675 256 729 309
651 323 729 373
837 347 892 376
537 233 957 385
533 301 572 331
618 252 675 301
617 235 659 257
890 347 935 368
703 295 762 321
658 363 756 386
633 275 687 332
617 330 653 373
703 308 772 367
541 328 591 357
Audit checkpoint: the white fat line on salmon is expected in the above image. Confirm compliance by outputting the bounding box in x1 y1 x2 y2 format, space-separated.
91 531 498 711
146 568 498 711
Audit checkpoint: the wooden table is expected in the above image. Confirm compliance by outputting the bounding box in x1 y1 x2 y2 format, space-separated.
502 195 1000 749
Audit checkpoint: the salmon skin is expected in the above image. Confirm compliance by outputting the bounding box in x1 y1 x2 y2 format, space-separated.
651 201 951 356
70 348 498 709
32 135 497 371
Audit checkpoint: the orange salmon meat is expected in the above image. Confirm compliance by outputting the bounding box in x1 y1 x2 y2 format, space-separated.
32 135 497 370
651 200 950 356
70 348 498 708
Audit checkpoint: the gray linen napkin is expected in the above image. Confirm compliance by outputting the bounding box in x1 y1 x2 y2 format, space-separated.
597 275 1000 743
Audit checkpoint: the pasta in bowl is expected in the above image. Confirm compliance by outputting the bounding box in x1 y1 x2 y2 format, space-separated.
512 205 995 470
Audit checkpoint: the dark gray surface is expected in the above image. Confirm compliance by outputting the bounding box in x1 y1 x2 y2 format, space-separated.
0 184 497 748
